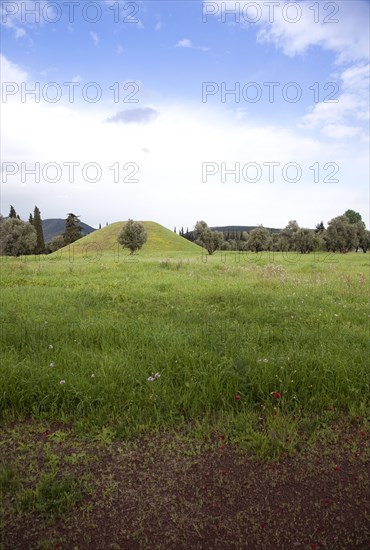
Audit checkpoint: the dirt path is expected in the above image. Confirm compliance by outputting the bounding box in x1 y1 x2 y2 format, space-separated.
1 421 369 549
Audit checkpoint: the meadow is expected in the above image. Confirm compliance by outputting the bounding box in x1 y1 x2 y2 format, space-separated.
1 223 369 548
1 222 369 453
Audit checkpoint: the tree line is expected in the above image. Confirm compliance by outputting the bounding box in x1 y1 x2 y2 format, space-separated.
178 210 369 255
0 206 83 256
1 206 368 257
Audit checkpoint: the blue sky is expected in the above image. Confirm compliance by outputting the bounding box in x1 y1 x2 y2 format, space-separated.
1 0 369 230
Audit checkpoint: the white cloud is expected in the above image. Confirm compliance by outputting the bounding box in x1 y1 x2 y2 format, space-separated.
320 124 362 140
14 27 27 39
175 38 209 52
0 55 368 229
300 63 369 137
256 1 369 64
90 32 99 46
204 2 369 146
105 107 159 124
205 1 369 64
176 38 193 48
0 54 28 84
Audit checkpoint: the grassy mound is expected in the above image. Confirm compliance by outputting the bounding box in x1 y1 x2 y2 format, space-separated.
54 221 201 259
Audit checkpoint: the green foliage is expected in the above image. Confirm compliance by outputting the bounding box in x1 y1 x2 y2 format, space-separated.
18 471 83 516
0 218 37 256
46 234 65 253
0 464 20 493
9 205 17 219
194 220 223 255
247 226 271 252
359 229 370 253
117 219 148 254
33 206 45 254
294 228 315 254
324 215 357 253
344 209 362 224
315 221 325 234
278 220 300 251
63 213 82 245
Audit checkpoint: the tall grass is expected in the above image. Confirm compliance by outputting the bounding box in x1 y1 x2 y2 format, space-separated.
0 250 369 448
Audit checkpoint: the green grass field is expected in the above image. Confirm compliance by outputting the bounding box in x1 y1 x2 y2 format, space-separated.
1 222 369 456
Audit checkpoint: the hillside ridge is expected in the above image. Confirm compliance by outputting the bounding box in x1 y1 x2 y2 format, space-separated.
42 219 96 242
54 221 201 257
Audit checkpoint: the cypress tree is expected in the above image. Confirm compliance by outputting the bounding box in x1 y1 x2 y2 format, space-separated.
33 206 45 253
29 213 34 225
63 213 82 245
9 205 17 218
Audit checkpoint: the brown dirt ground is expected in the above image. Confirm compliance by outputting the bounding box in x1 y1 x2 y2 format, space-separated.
0 420 369 550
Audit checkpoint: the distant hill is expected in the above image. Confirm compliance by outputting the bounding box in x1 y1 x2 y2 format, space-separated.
42 219 96 243
52 221 201 258
211 225 281 234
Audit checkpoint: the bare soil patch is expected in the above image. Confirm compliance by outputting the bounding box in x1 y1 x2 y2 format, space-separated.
1 420 369 549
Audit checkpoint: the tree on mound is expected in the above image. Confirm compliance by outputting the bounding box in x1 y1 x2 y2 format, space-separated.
63 213 82 245
118 219 147 254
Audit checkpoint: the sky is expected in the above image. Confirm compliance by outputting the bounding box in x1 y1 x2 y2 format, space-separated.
0 0 369 231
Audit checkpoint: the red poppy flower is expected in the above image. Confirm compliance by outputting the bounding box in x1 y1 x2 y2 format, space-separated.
310 544 318 550
273 392 281 399
359 431 366 437
220 444 225 450
234 394 241 401
259 522 266 529
220 434 225 440
334 465 342 471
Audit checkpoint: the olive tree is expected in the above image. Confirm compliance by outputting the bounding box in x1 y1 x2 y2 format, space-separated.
118 219 147 254
324 215 357 253
247 226 271 252
194 220 223 255
0 218 37 256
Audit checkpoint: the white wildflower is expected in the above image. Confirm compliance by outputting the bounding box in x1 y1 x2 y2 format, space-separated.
154 372 161 379
49 344 53 350
59 380 66 385
91 374 95 378
147 376 155 382
49 362 54 368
